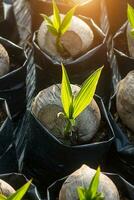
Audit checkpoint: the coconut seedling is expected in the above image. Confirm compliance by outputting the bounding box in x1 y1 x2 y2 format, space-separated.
37 0 94 61
126 4 134 57
32 64 102 144
59 165 120 200
0 179 32 200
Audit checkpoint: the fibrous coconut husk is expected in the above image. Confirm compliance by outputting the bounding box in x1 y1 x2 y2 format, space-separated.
32 84 101 144
0 43 10 77
59 165 120 200
0 179 15 197
37 14 94 61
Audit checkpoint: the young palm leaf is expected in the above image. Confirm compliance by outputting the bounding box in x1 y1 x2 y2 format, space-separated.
0 180 32 200
127 4 134 37
41 0 76 52
77 167 104 200
61 64 103 135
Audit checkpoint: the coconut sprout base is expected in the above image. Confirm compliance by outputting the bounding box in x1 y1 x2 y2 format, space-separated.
47 176 130 200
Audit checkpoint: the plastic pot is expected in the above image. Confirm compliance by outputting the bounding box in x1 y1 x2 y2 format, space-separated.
29 0 102 32
0 173 41 200
113 21 134 79
0 0 19 43
105 0 134 34
108 94 134 184
47 172 134 200
22 95 114 191
33 18 112 105
0 37 27 119
0 118 18 174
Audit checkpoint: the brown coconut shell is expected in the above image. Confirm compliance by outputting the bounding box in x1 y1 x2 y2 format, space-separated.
59 165 120 200
0 43 10 77
0 179 15 197
32 84 101 144
37 14 94 61
116 70 134 132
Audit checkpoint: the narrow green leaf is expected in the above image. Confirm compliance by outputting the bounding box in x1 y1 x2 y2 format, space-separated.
59 5 77 35
7 180 32 200
61 63 73 118
88 167 100 199
73 67 103 119
77 187 86 200
40 14 53 26
52 0 61 31
127 4 134 28
0 194 7 200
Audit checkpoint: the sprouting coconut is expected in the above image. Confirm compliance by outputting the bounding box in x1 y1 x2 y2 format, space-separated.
0 179 15 197
127 4 134 57
0 43 10 77
32 64 102 144
37 0 94 61
116 70 134 132
59 165 120 200
0 179 32 200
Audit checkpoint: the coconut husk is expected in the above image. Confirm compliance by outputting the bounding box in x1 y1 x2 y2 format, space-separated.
59 165 120 200
0 43 10 77
116 70 134 132
0 179 15 197
32 84 101 144
37 14 94 61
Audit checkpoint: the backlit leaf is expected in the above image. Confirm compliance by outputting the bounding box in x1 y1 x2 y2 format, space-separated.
61 63 73 118
59 5 77 35
0 194 6 200
7 180 32 200
73 67 103 119
127 4 134 28
52 0 61 31
77 187 86 200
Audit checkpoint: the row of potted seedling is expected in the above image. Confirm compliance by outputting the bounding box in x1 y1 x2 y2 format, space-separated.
0 0 134 199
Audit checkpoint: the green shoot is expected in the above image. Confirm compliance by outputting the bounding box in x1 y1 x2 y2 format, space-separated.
61 63 103 135
0 180 32 200
127 4 134 37
77 167 104 200
41 0 77 53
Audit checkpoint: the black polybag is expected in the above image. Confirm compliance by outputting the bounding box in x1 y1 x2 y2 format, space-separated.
0 36 27 119
0 0 19 43
33 18 112 106
107 95 134 184
113 21 134 78
22 95 114 192
47 173 134 200
105 0 134 34
0 118 18 173
0 173 41 200
29 0 102 33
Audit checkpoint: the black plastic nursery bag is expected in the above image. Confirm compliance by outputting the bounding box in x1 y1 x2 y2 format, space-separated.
113 21 134 78
34 18 112 106
0 0 19 43
104 0 134 34
107 95 134 184
0 173 41 200
0 118 18 173
47 173 134 200
0 37 27 119
22 95 114 191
